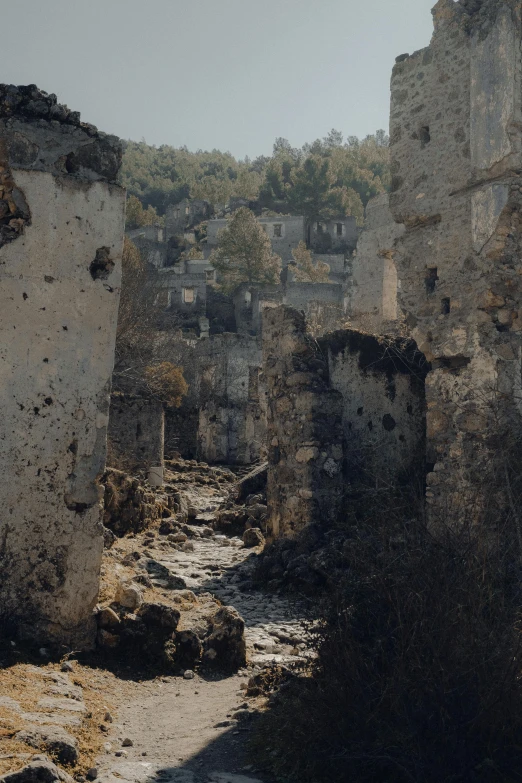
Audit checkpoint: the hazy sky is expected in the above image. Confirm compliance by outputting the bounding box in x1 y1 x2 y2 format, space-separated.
2 0 435 159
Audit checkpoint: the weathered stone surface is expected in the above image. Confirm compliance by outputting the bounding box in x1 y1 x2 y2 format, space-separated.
16 727 78 764
202 606 246 671
242 528 265 548
0 84 125 648
0 759 74 783
389 0 522 523
107 394 164 473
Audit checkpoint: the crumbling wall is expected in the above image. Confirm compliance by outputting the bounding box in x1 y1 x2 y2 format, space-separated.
263 306 344 538
389 0 522 521
0 85 125 647
195 333 266 464
350 194 404 332
320 330 427 488
107 394 164 473
164 332 266 464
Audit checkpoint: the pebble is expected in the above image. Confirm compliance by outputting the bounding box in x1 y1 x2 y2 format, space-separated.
122 737 133 747
86 768 98 780
183 670 195 680
60 661 74 672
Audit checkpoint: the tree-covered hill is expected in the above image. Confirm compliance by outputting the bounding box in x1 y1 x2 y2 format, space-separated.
121 129 390 226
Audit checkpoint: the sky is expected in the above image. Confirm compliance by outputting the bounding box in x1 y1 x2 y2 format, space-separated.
2 0 435 159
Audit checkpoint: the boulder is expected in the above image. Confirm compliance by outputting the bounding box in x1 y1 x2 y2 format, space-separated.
16 727 78 765
97 607 121 629
175 630 203 668
0 760 74 783
243 528 265 548
202 606 246 671
115 582 143 611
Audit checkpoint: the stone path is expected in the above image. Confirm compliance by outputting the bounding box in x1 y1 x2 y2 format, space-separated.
96 477 311 783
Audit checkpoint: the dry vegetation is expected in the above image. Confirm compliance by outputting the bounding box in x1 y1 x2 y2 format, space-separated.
0 663 118 777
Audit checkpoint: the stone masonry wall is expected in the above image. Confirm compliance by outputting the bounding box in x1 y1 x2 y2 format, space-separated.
320 330 428 489
263 306 344 538
350 194 404 332
107 394 165 473
389 0 522 521
0 85 125 647
164 333 266 464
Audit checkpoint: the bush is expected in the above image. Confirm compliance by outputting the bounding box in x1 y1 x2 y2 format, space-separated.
252 507 522 783
143 362 188 408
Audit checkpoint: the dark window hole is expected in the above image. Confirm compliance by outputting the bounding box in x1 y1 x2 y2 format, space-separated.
420 126 431 147
425 267 438 294
441 297 450 315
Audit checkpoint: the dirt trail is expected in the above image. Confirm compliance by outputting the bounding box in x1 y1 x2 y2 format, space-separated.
95 470 311 783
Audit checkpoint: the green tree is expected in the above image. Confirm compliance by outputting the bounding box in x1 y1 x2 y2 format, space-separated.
289 241 330 283
288 156 351 224
210 208 282 294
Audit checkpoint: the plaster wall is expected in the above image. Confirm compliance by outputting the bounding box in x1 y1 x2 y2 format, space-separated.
0 86 124 646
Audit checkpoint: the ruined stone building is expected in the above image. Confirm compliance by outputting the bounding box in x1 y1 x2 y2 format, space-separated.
165 198 212 240
0 85 125 646
389 0 522 520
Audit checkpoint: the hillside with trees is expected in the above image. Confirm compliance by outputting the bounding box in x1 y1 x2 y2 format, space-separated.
120 129 390 227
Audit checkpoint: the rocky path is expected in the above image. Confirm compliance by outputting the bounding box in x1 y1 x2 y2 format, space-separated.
95 470 311 783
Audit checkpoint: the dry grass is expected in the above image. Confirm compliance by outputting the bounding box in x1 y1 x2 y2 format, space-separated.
0 663 118 776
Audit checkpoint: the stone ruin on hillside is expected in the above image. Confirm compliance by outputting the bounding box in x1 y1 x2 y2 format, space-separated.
4 0 522 651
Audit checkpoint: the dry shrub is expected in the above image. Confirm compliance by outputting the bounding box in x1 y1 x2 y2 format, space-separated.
252 491 522 783
143 362 188 408
0 664 116 776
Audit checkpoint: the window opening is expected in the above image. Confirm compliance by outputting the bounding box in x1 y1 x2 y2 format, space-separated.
420 126 431 147
425 267 438 294
441 297 450 315
273 224 282 238
183 287 195 303
336 222 343 236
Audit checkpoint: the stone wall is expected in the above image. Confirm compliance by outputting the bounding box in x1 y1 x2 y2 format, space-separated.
164 332 266 464
263 306 344 538
320 330 427 488
0 85 125 647
107 394 165 473
263 306 427 538
350 194 404 332
389 0 522 521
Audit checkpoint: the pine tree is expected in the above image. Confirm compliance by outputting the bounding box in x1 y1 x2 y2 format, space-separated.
210 208 282 294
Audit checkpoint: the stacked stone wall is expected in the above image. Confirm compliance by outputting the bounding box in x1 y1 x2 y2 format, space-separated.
263 306 344 538
107 394 165 473
389 0 522 521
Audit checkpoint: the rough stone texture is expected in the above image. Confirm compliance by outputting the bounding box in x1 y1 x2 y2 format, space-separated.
102 469 169 536
263 306 344 537
16 727 78 765
0 85 125 647
107 394 165 472
166 333 266 465
320 330 428 488
350 194 404 332
0 759 74 783
201 605 247 671
263 306 428 536
389 0 522 520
